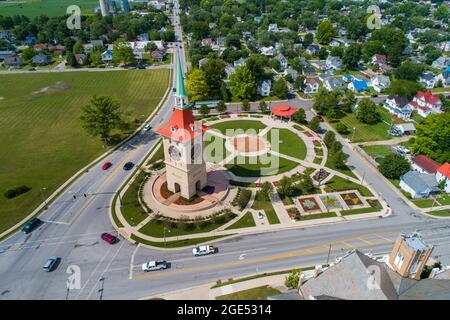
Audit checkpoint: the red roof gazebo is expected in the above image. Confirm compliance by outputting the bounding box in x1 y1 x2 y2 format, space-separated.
271 105 297 119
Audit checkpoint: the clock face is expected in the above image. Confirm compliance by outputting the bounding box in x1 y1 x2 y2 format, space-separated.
168 145 182 161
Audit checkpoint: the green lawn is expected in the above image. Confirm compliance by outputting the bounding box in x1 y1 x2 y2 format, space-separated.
324 175 373 197
210 120 266 136
427 209 450 217
216 285 281 300
252 191 280 224
225 155 298 177
130 234 229 248
340 207 380 216
362 145 393 163
266 128 307 160
203 132 228 163
147 143 164 164
0 69 169 234
226 212 256 230
324 158 358 179
0 0 98 17
138 211 237 238
121 171 150 227
301 212 337 220
330 110 392 142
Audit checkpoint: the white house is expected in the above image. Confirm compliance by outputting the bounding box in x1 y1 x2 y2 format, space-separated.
303 77 321 94
393 123 416 136
268 24 278 32
407 90 442 118
257 80 272 97
436 163 450 194
260 46 275 56
275 53 288 70
399 171 440 199
419 71 436 89
370 74 391 92
326 56 343 71
323 77 346 91
383 95 413 120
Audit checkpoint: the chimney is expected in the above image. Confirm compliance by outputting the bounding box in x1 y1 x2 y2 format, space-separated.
388 232 433 280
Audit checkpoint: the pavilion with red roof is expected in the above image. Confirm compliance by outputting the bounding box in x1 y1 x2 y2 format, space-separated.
271 105 297 120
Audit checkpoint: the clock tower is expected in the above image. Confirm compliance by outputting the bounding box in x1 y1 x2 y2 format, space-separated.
156 53 208 199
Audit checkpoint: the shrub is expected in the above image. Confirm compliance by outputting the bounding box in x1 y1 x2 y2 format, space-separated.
284 270 300 289
335 122 349 134
4 185 31 199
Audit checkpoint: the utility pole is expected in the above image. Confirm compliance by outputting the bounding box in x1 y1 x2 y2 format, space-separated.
326 243 332 266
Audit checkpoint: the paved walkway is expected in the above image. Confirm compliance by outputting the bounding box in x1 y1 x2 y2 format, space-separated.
357 136 414 147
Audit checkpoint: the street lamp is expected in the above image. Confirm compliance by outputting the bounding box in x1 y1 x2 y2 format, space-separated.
351 127 356 142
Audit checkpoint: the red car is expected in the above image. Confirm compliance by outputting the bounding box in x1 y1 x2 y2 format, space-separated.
102 162 112 170
101 233 118 244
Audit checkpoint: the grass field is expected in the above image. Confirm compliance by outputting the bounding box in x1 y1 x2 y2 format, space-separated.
340 207 381 216
266 128 307 160
226 211 256 230
252 191 280 224
216 285 281 300
0 0 98 17
427 209 450 217
301 212 337 220
362 145 393 163
121 171 150 227
225 155 298 177
210 120 266 135
324 175 373 197
0 69 169 234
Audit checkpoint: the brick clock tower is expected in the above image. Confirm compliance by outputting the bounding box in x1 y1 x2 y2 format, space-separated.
156 53 208 199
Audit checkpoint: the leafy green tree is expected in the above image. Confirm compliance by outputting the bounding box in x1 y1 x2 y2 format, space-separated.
201 57 226 98
303 33 314 47
343 44 361 69
216 100 226 113
186 68 210 102
80 95 126 146
199 104 209 117
220 83 230 102
379 153 411 179
388 80 424 99
323 131 336 147
21 47 37 63
292 109 306 124
272 78 288 99
90 51 103 66
356 98 379 124
284 270 300 289
361 40 384 62
336 122 349 134
259 100 267 113
394 61 426 81
260 181 273 201
342 90 356 113
277 176 294 197
112 41 135 65
229 67 257 101
316 20 336 45
331 149 347 169
308 117 320 132
66 52 78 67
241 99 250 112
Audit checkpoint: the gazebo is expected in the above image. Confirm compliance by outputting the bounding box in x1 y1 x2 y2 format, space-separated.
271 105 297 121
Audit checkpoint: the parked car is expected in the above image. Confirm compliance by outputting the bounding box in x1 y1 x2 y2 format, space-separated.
143 124 152 131
101 232 118 244
28 68 36 71
102 162 112 170
141 260 168 272
42 256 60 272
371 94 378 98
123 162 134 170
22 218 42 234
192 245 216 256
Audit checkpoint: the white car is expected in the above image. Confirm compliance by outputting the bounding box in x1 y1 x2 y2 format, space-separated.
141 260 167 272
192 245 215 256
143 124 152 132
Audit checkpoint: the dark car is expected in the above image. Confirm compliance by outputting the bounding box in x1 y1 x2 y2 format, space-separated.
102 162 112 170
28 68 36 71
42 256 60 272
101 233 118 244
123 162 134 170
371 94 378 98
172 87 176 92
22 218 42 234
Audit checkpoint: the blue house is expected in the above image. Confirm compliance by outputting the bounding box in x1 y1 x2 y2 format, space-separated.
349 78 369 93
101 50 113 63
24 36 36 45
342 74 353 82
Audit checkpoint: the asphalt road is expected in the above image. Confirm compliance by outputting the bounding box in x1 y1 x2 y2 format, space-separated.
1 2 450 300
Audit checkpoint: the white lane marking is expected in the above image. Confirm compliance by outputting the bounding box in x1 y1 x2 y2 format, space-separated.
40 220 69 225
85 240 126 300
129 244 141 280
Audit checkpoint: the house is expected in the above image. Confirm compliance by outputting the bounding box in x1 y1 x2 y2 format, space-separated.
371 54 387 65
260 46 275 56
74 54 87 65
436 69 450 87
23 36 36 45
383 95 413 120
329 39 340 47
399 171 440 198
337 38 351 47
0 50 16 61
370 74 391 92
151 50 165 62
302 65 316 76
275 53 288 70
310 60 327 71
419 71 436 89
342 74 353 83
101 50 113 63
90 39 104 47
201 38 213 47
233 57 246 68
224 64 235 78
325 56 342 71
393 123 416 136
303 77 321 94
432 56 450 70
268 24 278 32
408 90 442 118
411 155 440 174
323 77 346 91
283 67 298 81
257 80 271 97
436 163 450 194
31 53 52 66
291 233 450 300
3 54 22 67
348 78 368 93
305 44 320 56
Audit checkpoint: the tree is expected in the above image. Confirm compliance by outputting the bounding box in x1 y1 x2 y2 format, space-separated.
394 61 426 81
323 131 336 147
336 122 349 134
298 175 314 194
199 104 209 117
229 67 257 101
241 99 250 112
90 50 103 66
66 52 78 68
318 47 329 60
112 41 135 65
355 98 379 124
21 47 37 63
260 181 273 201
316 20 336 45
379 153 411 179
216 100 226 113
331 149 347 169
411 113 450 163
343 44 361 69
308 117 320 132
342 90 356 113
294 75 305 91
259 100 268 113
201 57 226 98
388 80 424 99
361 40 384 62
272 78 288 99
186 68 210 102
220 83 230 102
292 109 306 124
277 176 294 197
303 33 314 47
80 95 126 146
284 270 300 289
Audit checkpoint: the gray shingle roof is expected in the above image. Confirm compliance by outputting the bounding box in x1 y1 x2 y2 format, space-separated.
400 171 439 194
